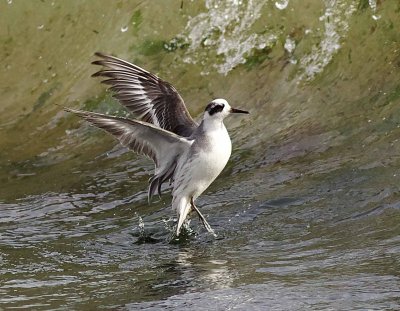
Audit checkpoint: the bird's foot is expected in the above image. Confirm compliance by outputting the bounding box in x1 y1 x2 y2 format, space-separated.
191 204 217 238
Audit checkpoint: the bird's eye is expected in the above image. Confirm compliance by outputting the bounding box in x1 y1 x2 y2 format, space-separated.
208 104 224 115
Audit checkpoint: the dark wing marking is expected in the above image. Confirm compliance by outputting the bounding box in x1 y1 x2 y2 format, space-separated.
92 52 198 137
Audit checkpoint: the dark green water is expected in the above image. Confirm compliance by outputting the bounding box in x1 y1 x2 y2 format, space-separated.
1 0 400 309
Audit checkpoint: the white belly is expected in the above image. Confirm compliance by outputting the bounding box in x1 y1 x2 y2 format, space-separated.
173 126 232 199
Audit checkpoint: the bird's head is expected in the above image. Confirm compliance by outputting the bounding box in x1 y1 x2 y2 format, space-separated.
204 98 249 121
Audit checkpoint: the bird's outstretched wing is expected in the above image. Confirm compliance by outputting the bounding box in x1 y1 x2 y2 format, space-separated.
92 52 198 137
65 108 192 200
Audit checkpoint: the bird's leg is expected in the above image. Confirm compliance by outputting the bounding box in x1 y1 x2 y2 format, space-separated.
190 198 216 237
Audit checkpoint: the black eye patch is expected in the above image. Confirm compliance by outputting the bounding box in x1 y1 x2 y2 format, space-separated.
205 102 224 115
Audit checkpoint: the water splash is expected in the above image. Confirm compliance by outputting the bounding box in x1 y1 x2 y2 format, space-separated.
368 0 381 20
284 37 295 54
138 215 145 231
179 0 276 75
299 0 356 81
177 0 357 80
368 0 377 11
285 36 297 64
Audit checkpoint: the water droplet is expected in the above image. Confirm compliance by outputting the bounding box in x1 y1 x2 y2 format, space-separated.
120 26 128 32
369 0 377 11
284 37 295 53
275 0 289 10
138 216 144 229
258 42 267 49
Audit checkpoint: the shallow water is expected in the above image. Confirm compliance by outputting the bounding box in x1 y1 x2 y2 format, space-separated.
1 0 400 310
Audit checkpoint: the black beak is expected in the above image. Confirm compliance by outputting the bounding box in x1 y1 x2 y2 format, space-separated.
231 107 249 114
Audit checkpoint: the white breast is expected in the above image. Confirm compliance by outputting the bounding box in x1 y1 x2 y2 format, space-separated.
173 124 232 199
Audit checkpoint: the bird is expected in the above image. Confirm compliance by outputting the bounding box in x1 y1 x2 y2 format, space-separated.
65 52 249 236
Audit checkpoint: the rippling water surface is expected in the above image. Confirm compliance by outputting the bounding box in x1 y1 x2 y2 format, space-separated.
1 0 400 310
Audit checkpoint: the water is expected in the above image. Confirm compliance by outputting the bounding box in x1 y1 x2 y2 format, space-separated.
1 0 400 309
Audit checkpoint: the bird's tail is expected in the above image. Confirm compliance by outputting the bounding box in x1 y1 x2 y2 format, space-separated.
148 161 177 202
174 197 191 236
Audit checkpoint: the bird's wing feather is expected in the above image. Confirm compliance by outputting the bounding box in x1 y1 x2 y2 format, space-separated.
65 108 192 168
92 52 198 137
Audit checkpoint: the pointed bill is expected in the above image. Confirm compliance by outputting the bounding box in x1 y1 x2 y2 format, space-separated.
230 107 249 114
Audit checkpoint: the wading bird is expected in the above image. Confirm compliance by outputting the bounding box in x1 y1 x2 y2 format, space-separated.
66 53 249 236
